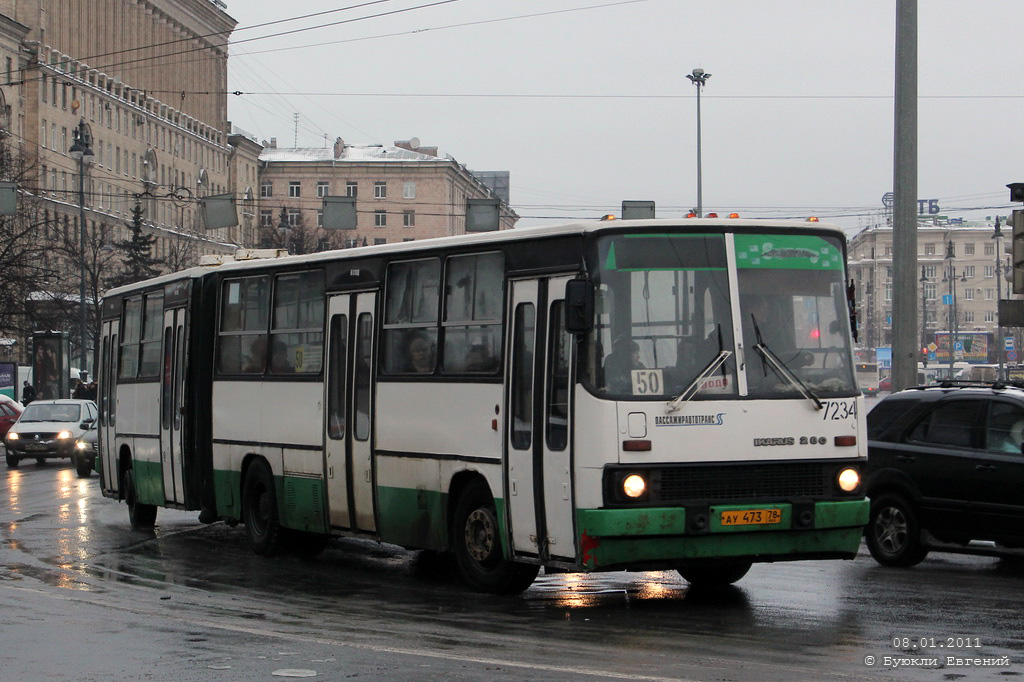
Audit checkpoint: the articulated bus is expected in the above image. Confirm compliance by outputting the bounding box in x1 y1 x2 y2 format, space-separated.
97 218 868 594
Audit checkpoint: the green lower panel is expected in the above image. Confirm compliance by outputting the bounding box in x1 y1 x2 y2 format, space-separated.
376 486 448 550
577 499 869 570
133 459 165 507
213 469 242 519
210 468 328 534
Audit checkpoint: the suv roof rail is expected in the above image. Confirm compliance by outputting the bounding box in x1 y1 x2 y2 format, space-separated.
923 379 1024 391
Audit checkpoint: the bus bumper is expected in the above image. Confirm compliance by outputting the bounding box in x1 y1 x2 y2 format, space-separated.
576 499 869 570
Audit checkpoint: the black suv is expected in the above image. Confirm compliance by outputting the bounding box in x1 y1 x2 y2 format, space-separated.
865 384 1024 566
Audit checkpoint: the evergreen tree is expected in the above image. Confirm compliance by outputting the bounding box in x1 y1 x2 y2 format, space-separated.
107 200 163 288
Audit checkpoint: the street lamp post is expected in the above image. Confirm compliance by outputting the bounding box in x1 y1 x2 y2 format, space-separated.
686 67 711 218
68 120 94 375
994 217 1005 380
944 240 955 377
920 266 929 358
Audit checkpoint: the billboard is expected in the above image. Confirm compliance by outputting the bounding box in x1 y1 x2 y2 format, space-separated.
0 362 14 399
933 331 992 364
31 331 70 400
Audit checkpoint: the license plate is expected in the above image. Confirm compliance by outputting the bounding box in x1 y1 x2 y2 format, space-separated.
25 443 46 451
720 508 782 526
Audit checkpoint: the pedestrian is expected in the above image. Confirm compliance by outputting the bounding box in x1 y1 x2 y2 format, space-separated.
21 380 35 405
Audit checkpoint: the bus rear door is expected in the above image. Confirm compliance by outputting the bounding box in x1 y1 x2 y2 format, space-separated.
323 292 378 532
159 307 186 505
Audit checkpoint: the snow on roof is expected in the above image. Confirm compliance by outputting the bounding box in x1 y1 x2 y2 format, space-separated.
259 144 452 163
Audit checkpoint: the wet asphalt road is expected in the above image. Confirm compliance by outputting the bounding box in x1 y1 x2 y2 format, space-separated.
2 436 1024 681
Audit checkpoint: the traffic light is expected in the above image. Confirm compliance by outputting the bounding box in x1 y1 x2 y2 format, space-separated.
1009 183 1024 203
1012 209 1024 294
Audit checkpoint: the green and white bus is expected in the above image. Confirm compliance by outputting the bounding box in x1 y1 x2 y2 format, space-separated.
97 218 868 593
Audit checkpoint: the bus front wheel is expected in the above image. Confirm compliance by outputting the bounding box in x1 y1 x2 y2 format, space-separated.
242 459 284 556
123 468 157 529
451 479 538 594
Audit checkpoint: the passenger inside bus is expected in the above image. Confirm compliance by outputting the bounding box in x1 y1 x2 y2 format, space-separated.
602 339 644 392
407 331 435 373
244 337 266 372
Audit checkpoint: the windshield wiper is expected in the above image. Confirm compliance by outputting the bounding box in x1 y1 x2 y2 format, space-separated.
666 350 732 413
750 314 822 410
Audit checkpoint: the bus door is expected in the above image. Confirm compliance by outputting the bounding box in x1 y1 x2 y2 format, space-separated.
159 307 187 505
323 292 378 532
99 319 118 493
506 276 576 562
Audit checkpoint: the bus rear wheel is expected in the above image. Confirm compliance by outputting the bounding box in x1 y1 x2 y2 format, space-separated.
123 468 157 529
242 459 285 556
677 559 752 587
452 479 538 594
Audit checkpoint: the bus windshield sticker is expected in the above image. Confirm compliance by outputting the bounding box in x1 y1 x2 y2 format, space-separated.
734 234 844 271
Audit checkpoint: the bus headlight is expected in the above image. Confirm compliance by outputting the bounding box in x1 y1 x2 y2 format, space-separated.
837 467 860 492
57 430 72 440
622 474 647 499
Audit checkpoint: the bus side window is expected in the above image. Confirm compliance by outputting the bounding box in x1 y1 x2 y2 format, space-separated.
327 314 347 440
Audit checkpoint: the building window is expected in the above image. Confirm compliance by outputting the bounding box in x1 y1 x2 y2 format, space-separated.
964 311 975 323
884 284 892 302
41 119 46 148
985 243 995 256
287 209 301 227
375 210 387 227
260 210 273 227
924 265 936 279
924 283 936 300
374 238 387 245
985 265 995 278
985 288 994 300
403 182 416 199
963 265 975 279
346 181 357 197
317 210 323 228
884 245 892 256
374 181 387 199
403 210 415 227
985 310 996 323
965 243 975 256
964 288 974 301
261 182 272 198
317 181 329 198
289 181 301 198
924 243 935 255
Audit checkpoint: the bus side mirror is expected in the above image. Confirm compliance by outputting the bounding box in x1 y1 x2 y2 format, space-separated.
565 279 594 335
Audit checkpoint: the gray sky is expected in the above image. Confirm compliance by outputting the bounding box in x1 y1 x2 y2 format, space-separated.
223 0 1024 234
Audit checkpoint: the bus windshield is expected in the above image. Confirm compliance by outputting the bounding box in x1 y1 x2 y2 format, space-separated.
735 233 856 397
585 231 857 399
587 233 737 398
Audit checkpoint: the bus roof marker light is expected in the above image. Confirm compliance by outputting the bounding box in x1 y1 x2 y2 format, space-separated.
728 213 740 219
807 216 820 222
601 214 617 221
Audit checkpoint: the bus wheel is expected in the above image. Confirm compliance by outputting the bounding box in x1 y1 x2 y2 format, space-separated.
677 560 752 587
866 494 928 567
452 479 539 594
123 468 157 529
242 459 284 556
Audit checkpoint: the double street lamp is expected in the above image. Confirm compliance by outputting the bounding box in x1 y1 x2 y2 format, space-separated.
686 67 711 218
68 119 94 374
942 239 967 377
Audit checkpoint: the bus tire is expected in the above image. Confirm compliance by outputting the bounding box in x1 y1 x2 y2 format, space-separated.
242 459 284 556
677 560 752 587
866 493 928 567
123 468 157 529
451 479 538 594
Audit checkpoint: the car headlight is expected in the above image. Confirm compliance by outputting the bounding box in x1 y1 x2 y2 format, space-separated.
56 430 73 440
75 440 89 451
837 467 861 492
622 474 647 499
6 432 18 441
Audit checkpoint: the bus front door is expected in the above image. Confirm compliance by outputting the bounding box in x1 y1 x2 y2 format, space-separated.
323 292 378 532
99 320 118 494
159 307 186 505
506 276 576 563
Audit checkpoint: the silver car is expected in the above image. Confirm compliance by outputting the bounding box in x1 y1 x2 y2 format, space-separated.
4 399 98 468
